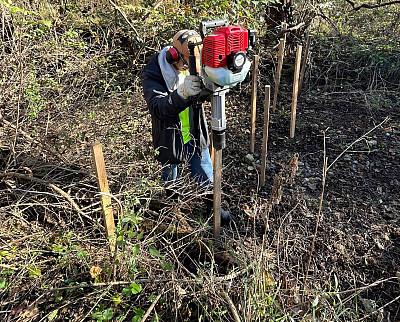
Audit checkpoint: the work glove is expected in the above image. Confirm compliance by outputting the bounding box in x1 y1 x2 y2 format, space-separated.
177 75 202 99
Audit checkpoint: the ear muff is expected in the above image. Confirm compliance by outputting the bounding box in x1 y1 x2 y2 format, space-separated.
166 47 179 64
166 30 201 65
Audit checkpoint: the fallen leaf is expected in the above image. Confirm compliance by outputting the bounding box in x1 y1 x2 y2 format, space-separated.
90 266 102 279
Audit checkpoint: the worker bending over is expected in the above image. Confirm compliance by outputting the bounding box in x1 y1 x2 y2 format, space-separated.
142 29 231 224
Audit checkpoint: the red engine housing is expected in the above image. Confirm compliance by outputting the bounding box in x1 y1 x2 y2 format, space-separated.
202 25 249 68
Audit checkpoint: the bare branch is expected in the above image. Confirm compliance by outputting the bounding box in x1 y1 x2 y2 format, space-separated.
345 0 400 11
108 0 143 43
140 289 165 322
0 113 68 163
221 291 242 322
0 171 95 222
283 22 306 33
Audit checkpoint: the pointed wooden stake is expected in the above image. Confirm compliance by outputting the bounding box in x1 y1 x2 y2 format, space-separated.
260 85 271 187
213 148 222 238
250 55 260 154
290 45 303 139
299 34 311 94
272 38 286 112
91 142 116 253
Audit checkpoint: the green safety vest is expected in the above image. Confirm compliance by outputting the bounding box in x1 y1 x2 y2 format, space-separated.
179 107 190 144
178 71 190 144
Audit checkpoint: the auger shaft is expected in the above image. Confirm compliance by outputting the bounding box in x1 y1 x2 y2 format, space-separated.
211 89 228 238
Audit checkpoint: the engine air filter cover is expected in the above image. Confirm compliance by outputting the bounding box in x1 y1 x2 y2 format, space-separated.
202 25 249 69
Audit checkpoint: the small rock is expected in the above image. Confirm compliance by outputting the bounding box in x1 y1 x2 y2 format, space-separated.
367 140 378 146
307 182 318 191
360 298 377 313
375 239 385 250
335 243 346 255
247 166 254 171
245 154 255 163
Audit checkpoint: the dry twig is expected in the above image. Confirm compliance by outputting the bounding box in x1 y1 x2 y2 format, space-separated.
0 171 95 222
221 291 242 322
140 289 165 322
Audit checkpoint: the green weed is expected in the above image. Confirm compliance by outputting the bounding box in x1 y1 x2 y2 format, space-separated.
92 308 114 322
25 76 45 120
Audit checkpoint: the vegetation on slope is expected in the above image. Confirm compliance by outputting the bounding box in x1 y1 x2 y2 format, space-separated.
1 0 399 321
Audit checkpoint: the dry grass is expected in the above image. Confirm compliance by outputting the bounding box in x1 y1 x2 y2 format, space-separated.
1 1 399 321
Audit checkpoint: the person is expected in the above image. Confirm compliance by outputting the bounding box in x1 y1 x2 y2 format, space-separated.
142 29 231 224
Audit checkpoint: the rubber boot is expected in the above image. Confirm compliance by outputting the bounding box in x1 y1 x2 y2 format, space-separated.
204 193 232 225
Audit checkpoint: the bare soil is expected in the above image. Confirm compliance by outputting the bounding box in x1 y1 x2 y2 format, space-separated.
1 63 399 321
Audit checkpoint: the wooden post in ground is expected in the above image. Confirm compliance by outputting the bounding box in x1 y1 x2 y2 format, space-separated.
299 34 311 94
210 132 215 167
260 85 271 187
290 45 303 139
250 55 260 154
272 38 286 112
91 142 116 253
213 148 222 238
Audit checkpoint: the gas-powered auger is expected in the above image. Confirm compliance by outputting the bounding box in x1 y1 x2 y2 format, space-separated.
189 20 256 237
201 20 256 151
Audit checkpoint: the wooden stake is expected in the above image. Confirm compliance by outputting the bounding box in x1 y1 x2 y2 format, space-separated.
299 34 311 94
250 55 260 154
213 148 222 238
260 85 271 187
209 132 215 167
290 45 303 139
91 142 116 253
272 38 286 112
281 22 288 39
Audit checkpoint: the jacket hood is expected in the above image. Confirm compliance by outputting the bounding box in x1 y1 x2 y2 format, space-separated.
158 46 180 92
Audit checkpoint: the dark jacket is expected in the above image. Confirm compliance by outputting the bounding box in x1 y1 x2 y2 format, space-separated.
142 53 209 165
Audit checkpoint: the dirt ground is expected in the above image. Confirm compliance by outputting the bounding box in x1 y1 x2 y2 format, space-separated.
223 83 400 319
81 84 400 317
1 63 399 320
